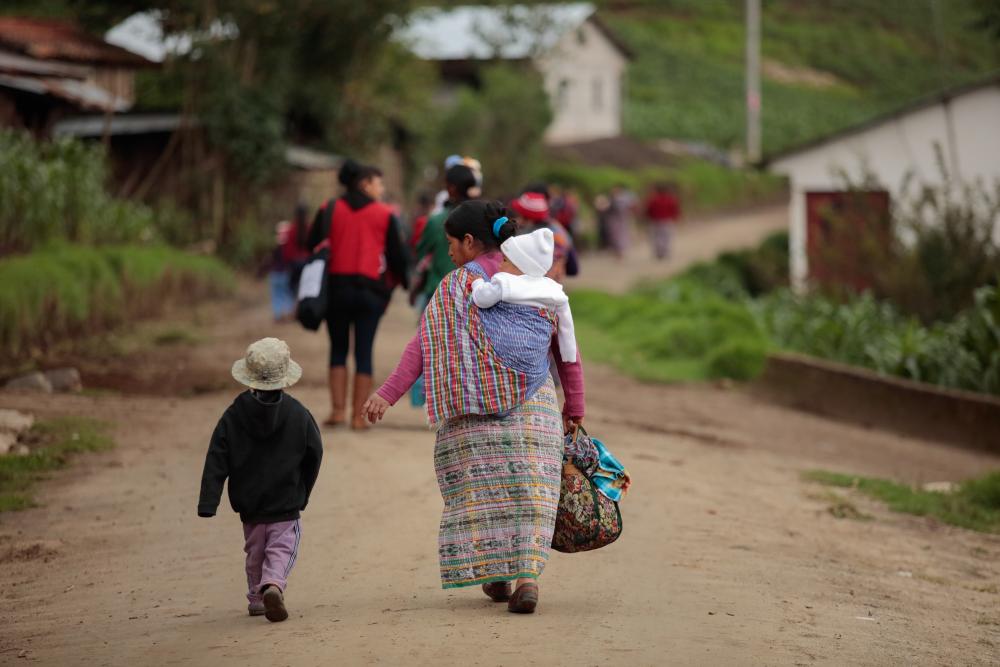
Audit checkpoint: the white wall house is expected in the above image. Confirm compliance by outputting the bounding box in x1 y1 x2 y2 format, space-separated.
397 3 632 145
767 76 1000 289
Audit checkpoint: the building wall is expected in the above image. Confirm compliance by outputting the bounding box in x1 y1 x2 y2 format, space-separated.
538 19 627 144
768 83 1000 287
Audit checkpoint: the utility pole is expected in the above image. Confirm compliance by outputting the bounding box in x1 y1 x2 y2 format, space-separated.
746 0 761 164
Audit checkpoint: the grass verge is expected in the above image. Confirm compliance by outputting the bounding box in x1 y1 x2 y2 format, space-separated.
0 417 114 512
803 469 1000 533
0 244 235 362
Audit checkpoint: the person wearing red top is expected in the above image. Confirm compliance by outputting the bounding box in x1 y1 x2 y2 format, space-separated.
309 159 409 430
645 183 682 260
408 192 433 252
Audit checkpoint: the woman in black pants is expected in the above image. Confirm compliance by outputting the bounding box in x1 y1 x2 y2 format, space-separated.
311 159 408 429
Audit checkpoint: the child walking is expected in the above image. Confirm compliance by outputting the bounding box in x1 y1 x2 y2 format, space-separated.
198 337 323 622
470 226 577 363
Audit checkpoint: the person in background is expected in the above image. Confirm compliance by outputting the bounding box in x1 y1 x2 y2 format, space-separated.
594 193 612 251
408 192 434 252
606 184 637 259
644 182 682 260
510 190 577 284
409 163 480 409
283 203 312 298
268 221 295 323
268 204 310 324
413 164 480 308
313 159 409 430
551 185 580 240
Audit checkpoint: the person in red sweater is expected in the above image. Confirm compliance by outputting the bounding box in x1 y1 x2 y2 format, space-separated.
309 159 409 430
644 182 682 260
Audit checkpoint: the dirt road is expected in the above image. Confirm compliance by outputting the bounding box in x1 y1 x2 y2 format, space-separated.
3 206 999 665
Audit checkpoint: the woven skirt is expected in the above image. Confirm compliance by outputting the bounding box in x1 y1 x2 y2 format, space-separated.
434 379 564 589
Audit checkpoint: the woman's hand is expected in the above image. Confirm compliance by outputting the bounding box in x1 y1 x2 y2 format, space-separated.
362 393 391 424
563 415 583 434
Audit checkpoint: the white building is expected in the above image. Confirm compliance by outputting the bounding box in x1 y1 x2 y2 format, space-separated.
766 75 1000 289
397 3 632 145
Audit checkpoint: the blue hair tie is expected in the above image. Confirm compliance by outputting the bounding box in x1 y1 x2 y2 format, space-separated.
492 216 509 238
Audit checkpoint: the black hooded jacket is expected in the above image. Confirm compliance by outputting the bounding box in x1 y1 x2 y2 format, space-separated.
198 391 323 524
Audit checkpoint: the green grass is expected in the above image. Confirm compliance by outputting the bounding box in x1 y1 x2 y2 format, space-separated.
0 245 235 361
804 469 1000 533
602 0 1000 153
571 279 769 384
0 417 114 512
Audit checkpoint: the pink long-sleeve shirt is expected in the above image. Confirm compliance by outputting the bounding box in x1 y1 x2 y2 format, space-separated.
377 250 586 418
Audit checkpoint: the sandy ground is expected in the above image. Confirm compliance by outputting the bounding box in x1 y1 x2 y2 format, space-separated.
2 206 1000 666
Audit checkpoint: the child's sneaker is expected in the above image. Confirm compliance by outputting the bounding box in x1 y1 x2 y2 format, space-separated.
248 601 266 617
262 585 288 622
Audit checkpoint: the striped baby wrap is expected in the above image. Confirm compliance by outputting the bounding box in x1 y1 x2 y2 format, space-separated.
420 260 556 427
422 259 564 588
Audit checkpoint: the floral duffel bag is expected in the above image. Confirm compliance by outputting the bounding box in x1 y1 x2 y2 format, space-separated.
551 427 628 554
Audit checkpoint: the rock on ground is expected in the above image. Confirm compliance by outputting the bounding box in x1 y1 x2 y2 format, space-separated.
44 368 83 393
0 408 34 434
3 371 53 394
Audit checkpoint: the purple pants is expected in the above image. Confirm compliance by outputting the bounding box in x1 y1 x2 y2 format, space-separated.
243 519 301 605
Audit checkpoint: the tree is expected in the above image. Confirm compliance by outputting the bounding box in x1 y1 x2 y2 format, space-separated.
433 63 553 198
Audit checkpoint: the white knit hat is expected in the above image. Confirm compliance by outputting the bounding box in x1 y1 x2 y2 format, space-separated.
501 228 554 278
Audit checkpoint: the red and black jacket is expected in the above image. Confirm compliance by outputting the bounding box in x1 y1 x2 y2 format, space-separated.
307 191 409 297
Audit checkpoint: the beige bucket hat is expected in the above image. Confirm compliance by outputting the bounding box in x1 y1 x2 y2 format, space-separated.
231 337 302 390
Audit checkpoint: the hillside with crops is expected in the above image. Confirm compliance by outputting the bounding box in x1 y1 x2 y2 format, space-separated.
603 0 1000 154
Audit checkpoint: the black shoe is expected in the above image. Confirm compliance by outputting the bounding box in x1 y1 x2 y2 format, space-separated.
262 586 289 622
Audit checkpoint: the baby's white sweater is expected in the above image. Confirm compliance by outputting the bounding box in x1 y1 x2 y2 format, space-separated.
471 273 577 362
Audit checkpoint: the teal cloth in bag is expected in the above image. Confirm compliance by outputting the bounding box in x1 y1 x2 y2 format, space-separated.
590 438 627 502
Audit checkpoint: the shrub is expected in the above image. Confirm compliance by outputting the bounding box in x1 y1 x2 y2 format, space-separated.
0 130 163 253
705 339 768 380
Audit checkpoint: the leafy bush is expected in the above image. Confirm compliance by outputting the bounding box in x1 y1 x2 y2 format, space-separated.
750 284 1000 395
427 63 552 197
0 130 161 253
0 245 235 360
820 151 1000 323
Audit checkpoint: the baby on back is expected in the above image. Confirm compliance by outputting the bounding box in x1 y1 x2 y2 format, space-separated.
470 226 577 363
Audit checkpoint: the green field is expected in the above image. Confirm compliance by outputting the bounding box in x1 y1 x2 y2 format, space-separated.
604 0 1000 154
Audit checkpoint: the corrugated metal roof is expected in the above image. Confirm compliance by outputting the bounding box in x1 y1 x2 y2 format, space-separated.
0 17 154 67
285 145 342 170
0 73 130 112
0 49 89 78
396 3 596 61
53 113 191 137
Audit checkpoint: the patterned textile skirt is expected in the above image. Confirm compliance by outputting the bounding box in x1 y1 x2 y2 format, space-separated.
434 379 564 589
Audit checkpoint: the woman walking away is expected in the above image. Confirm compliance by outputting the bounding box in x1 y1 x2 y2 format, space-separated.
363 201 585 614
315 159 409 430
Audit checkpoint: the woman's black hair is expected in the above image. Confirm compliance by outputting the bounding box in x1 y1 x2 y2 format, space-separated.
444 200 516 249
338 158 383 191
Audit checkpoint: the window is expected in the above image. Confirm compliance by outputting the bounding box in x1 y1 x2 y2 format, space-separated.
576 27 587 45
592 77 603 112
556 78 571 111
